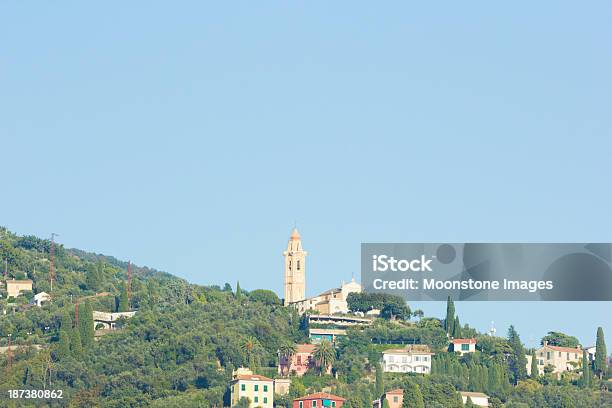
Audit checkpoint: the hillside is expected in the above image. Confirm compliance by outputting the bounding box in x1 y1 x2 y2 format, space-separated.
0 228 609 408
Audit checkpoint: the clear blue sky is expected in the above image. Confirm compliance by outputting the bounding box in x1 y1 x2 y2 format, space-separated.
2 2 611 347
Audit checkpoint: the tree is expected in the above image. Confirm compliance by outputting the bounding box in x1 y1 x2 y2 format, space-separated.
312 340 335 376
594 327 607 380
412 309 424 320
235 281 242 300
445 296 455 336
236 397 250 408
541 331 580 348
581 349 591 388
57 329 71 359
382 399 390 408
452 316 462 338
375 362 384 397
380 297 410 321
79 301 95 348
402 382 424 408
278 342 296 375
70 326 83 357
117 283 129 312
507 325 527 384
86 262 103 291
248 289 281 306
530 350 539 378
242 336 261 370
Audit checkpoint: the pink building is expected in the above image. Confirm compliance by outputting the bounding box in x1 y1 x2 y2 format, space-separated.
279 344 316 376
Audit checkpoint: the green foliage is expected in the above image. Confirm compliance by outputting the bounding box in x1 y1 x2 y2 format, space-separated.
530 350 539 379
540 331 580 348
57 329 71 359
79 301 95 349
594 326 607 379
313 340 335 375
508 325 527 384
118 283 129 312
465 396 476 407
580 349 591 388
445 296 455 336
402 382 424 408
70 324 83 356
375 362 383 397
347 292 408 316
248 289 281 305
452 316 461 339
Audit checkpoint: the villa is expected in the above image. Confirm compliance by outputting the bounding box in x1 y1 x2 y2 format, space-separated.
450 338 477 355
293 393 345 408
525 341 582 376
279 344 316 376
381 345 434 374
230 368 274 408
6 279 33 298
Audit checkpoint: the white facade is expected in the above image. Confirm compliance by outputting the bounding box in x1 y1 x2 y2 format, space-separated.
382 345 433 374
460 392 489 407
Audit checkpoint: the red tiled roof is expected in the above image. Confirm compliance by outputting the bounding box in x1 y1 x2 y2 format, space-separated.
545 345 582 353
294 393 346 401
452 338 477 345
385 389 403 395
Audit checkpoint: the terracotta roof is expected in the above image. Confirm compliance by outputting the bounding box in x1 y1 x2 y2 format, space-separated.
296 344 316 353
233 374 273 382
452 338 477 345
6 280 33 284
545 345 582 353
294 393 345 402
385 389 403 395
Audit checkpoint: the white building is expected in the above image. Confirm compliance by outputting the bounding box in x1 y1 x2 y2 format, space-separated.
93 311 137 330
460 392 489 407
31 292 51 307
382 345 434 374
290 279 361 315
451 338 477 355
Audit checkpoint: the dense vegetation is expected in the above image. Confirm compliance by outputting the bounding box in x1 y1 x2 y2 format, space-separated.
0 227 610 407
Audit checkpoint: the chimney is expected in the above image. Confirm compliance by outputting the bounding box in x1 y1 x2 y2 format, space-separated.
543 341 548 346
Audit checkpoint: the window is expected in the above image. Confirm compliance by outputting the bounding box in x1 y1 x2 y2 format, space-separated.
415 356 420 362
297 260 301 270
241 384 246 391
574 354 577 359
289 261 292 270
566 353 569 359
313 401 317 407
393 397 398 403
558 352 561 357
300 402 303 408
547 352 551 360
332 402 336 407
264 385 268 392
461 344 470 351
423 356 428 361
255 385 259 391
255 397 259 403
264 398 268 404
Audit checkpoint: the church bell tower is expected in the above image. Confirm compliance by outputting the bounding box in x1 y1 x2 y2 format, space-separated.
283 228 307 305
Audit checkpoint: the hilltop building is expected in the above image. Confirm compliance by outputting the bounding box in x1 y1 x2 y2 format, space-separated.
6 279 33 298
230 368 274 408
525 341 582 376
450 338 477 355
293 393 345 408
382 345 434 374
282 228 361 314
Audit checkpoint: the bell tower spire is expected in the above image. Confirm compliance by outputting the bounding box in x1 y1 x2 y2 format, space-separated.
283 227 307 305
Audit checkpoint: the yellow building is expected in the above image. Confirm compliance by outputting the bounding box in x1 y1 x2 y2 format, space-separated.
6 279 33 298
284 228 307 305
230 368 274 408
526 341 582 376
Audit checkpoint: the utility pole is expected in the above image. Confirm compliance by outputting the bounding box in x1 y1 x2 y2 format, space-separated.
49 233 58 292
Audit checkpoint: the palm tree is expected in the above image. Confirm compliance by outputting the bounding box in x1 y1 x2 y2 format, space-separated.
278 343 297 375
312 340 335 376
242 336 261 370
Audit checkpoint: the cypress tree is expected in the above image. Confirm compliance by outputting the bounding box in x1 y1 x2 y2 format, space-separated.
469 365 478 391
382 399 390 408
594 327 607 379
375 362 384 397
57 329 71 359
402 382 424 408
530 350 539 378
61 311 73 332
453 316 462 338
235 281 242 300
118 283 129 312
79 301 94 348
507 325 527 384
581 349 591 388
445 296 455 336
70 326 83 357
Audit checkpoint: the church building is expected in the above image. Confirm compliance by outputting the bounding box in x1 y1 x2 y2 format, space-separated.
282 228 361 314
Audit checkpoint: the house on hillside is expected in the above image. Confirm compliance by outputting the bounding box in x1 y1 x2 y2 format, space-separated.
525 341 582 376
309 328 347 344
30 292 51 307
93 311 137 330
279 344 314 376
290 279 362 315
382 345 434 374
459 391 489 407
450 338 477 355
230 368 274 408
293 393 345 408
372 389 403 408
5 279 33 298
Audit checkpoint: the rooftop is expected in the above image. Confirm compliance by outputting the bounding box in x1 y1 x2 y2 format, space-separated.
233 374 274 382
294 393 346 402
383 345 433 355
452 338 477 345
